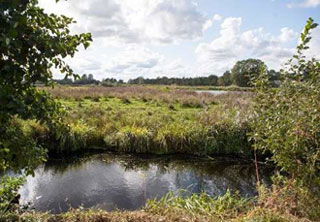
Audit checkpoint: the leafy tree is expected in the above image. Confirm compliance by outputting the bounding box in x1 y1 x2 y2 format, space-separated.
268 69 281 87
137 77 145 84
0 0 92 173
81 74 88 81
101 78 123 87
231 59 266 87
222 71 232 86
217 76 225 86
74 73 99 85
252 18 320 190
88 73 94 81
55 78 73 85
207 75 218 85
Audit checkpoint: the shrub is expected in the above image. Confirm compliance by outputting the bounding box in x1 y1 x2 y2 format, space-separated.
0 176 24 216
251 18 320 191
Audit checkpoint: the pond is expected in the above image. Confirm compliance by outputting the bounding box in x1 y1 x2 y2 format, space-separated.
195 90 228 95
19 153 272 213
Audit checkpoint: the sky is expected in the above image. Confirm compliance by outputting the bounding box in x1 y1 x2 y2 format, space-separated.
39 0 320 81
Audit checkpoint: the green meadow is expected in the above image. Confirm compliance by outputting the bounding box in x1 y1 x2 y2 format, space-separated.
24 85 252 157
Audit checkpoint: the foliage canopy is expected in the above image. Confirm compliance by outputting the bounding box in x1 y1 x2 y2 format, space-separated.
231 59 266 87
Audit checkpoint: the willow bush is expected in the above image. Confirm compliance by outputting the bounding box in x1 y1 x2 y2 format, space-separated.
252 18 320 191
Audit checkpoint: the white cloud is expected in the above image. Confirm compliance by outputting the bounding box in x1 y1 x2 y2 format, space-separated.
203 20 214 31
279 27 298 42
104 46 163 74
213 14 223 21
195 17 298 75
39 0 204 79
287 0 320 8
51 40 105 80
202 14 222 31
305 27 320 59
40 0 211 45
102 46 192 80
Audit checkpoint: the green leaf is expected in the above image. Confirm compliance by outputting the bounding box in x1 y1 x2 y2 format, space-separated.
5 38 10 46
84 41 90 49
13 22 19 28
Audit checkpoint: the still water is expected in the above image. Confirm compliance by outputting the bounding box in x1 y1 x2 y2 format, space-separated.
19 153 271 213
195 90 228 95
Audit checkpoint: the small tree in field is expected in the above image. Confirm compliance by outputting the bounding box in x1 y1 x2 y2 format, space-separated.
232 59 266 87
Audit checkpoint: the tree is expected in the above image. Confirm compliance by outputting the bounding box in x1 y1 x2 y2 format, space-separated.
268 69 281 87
222 71 232 86
88 74 94 81
208 75 218 86
218 77 225 86
231 59 266 87
137 77 145 84
82 74 88 81
0 0 92 174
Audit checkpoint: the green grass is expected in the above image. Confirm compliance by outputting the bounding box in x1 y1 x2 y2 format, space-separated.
26 86 253 157
146 190 253 220
2 184 318 222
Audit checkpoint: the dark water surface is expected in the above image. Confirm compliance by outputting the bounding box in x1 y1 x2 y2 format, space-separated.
19 153 272 213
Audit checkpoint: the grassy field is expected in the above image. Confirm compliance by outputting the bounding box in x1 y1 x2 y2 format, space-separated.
24 85 254 157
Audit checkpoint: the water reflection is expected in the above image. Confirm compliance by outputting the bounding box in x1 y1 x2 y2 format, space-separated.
19 153 272 213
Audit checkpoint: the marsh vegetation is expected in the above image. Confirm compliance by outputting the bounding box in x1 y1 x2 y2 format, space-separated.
21 86 254 157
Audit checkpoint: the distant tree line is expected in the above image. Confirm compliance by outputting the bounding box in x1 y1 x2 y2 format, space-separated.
128 75 220 86
54 74 124 86
129 59 281 87
54 59 282 87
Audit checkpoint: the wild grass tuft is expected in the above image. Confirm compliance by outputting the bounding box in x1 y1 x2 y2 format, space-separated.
146 190 252 220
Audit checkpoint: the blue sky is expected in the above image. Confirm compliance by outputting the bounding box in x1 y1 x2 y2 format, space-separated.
199 0 319 31
39 0 320 81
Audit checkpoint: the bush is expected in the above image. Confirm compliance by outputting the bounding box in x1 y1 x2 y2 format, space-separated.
0 118 46 175
251 18 320 191
0 176 24 216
